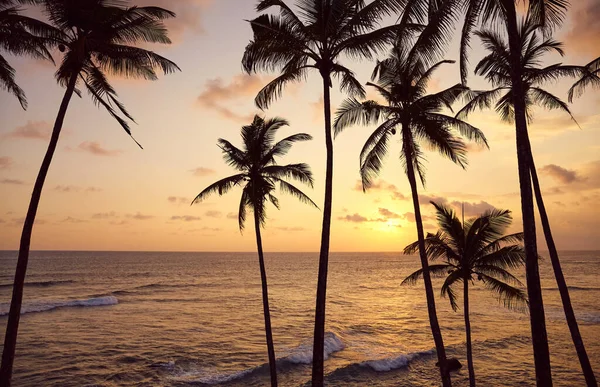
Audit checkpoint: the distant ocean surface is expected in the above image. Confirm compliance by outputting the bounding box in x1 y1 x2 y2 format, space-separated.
1 251 599 386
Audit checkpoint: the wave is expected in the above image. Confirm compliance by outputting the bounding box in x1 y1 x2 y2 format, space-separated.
543 286 600 292
546 309 600 324
360 349 435 372
0 296 118 316
168 332 345 385
0 280 74 289
281 331 345 365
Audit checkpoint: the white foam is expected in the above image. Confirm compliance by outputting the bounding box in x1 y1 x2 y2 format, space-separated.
0 296 118 316
283 331 345 364
171 367 254 384
360 349 435 372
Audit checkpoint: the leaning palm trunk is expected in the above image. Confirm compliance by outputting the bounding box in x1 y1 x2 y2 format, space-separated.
464 274 475 387
0 71 79 386
525 140 597 386
312 75 334 387
253 208 278 387
503 2 552 385
403 127 451 387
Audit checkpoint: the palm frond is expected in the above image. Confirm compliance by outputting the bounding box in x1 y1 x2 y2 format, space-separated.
192 174 247 204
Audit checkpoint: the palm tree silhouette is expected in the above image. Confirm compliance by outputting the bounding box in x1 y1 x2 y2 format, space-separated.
241 1 412 384
568 57 600 102
0 0 60 108
402 202 528 387
457 1 571 384
192 115 317 387
0 1 180 384
334 24 487 383
457 18 597 386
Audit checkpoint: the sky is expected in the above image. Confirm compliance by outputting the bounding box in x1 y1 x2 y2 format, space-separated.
0 0 599 252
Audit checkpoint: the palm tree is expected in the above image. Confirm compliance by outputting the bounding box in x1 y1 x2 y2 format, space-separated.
334 25 487 383
402 202 528 387
568 57 600 102
0 1 180 385
457 19 597 386
0 0 60 108
456 1 572 384
192 115 318 387
241 1 430 384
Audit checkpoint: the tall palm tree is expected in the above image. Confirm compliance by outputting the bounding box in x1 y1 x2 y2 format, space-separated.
334 28 487 383
0 1 180 385
457 19 597 386
0 0 60 108
402 202 528 387
192 115 318 387
456 1 571 384
241 1 433 384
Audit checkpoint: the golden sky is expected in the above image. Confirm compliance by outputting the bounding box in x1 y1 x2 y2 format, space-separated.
0 0 599 252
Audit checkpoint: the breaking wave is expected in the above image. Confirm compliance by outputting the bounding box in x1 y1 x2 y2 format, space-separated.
0 296 118 316
360 349 435 372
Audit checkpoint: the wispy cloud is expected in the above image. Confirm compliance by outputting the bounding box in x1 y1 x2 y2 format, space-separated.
226 212 237 219
196 74 264 122
0 157 13 169
171 215 202 222
1 178 26 185
92 212 118 220
378 208 402 219
540 164 583 185
353 179 408 200
205 210 222 218
54 185 103 193
136 0 213 42
6 120 51 140
191 167 216 177
77 141 122 157
275 226 305 232
126 212 154 221
449 200 497 217
564 0 600 56
62 217 88 224
168 196 190 205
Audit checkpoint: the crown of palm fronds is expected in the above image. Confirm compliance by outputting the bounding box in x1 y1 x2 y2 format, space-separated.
568 56 600 102
333 14 487 191
242 0 454 110
457 16 587 125
459 0 570 84
35 0 180 146
0 0 61 108
193 115 318 231
402 201 528 312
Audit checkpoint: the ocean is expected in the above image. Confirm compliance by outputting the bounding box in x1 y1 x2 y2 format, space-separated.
0 251 599 386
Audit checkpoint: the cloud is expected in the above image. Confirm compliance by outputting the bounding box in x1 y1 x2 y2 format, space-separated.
196 74 264 122
310 97 324 122
275 226 305 232
77 141 122 156
62 217 88 224
1 178 26 185
126 212 154 220
419 194 448 205
338 213 369 223
92 212 118 220
191 167 216 177
227 212 238 219
54 185 103 193
449 201 497 217
168 196 189 205
564 0 600 56
378 208 402 219
539 164 582 184
354 179 408 200
0 157 12 169
171 215 202 222
6 120 51 140
136 0 213 43
205 210 222 218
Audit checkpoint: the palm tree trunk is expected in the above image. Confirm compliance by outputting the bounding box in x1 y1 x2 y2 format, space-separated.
502 2 552 385
0 71 79 386
253 208 278 387
525 140 597 386
463 276 475 387
403 127 451 387
311 74 334 387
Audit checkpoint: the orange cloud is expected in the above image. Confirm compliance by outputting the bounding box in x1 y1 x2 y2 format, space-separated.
540 164 583 184
1 178 26 185
171 215 201 222
197 74 265 122
378 208 402 219
136 0 213 43
205 210 222 218
564 0 600 56
126 212 154 220
92 212 118 220
168 196 189 204
0 157 12 169
6 121 51 140
449 200 497 217
77 142 122 157
191 167 216 177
